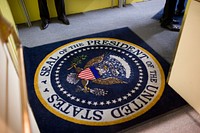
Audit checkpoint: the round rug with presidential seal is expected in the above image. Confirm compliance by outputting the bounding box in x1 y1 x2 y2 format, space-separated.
34 38 165 126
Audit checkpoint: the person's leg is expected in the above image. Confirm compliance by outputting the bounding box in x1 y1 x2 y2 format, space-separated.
160 0 180 31
177 0 185 11
175 0 186 15
38 0 50 20
162 0 177 25
55 0 69 25
38 0 50 29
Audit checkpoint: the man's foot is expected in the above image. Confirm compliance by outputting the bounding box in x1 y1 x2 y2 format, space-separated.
160 18 179 24
58 17 70 25
161 23 180 32
41 19 49 30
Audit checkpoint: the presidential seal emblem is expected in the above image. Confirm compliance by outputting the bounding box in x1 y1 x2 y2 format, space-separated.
34 38 165 126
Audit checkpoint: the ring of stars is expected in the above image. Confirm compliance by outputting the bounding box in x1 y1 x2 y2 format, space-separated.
53 46 145 106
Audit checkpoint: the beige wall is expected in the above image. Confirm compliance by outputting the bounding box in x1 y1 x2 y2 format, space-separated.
0 39 9 133
0 38 22 133
0 1 39 132
0 1 22 132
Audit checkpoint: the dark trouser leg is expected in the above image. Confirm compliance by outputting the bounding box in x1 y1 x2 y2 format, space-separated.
55 0 69 25
177 0 185 11
38 0 50 20
161 0 177 25
54 0 66 19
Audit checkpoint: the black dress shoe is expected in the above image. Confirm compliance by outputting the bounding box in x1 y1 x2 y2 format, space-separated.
41 19 49 30
160 18 179 24
161 23 180 32
58 17 70 25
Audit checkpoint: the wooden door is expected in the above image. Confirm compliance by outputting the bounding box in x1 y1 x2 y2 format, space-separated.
168 0 200 114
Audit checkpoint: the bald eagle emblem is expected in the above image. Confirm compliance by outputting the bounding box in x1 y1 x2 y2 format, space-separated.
66 54 131 96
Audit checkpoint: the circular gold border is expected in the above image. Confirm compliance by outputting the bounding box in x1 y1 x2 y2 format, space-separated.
34 38 165 126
